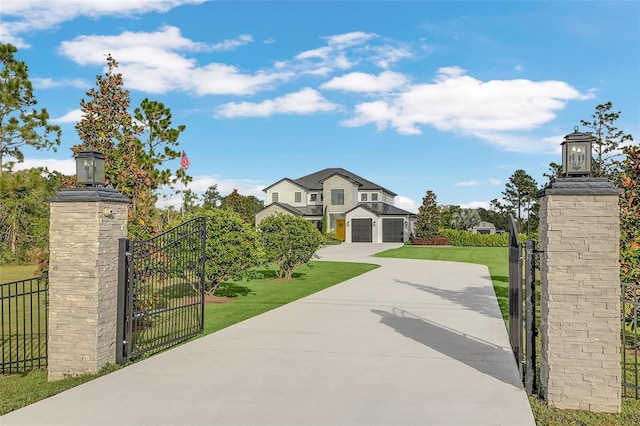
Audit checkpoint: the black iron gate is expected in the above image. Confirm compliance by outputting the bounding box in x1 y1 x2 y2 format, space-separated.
507 215 538 395
116 217 206 364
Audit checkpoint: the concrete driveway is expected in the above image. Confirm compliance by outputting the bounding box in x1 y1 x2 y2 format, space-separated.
1 243 535 425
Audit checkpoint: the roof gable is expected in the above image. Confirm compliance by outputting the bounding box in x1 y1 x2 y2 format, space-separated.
292 168 397 196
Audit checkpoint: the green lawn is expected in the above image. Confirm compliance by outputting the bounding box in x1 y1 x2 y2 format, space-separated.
376 245 640 426
0 260 378 416
0 265 40 283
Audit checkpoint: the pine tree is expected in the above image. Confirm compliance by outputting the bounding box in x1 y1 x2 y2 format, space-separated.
581 101 634 179
0 43 61 174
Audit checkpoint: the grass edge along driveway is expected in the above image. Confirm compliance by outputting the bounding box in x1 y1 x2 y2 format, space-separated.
0 260 378 416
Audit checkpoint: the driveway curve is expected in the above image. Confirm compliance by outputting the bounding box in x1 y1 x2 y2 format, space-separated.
2 243 534 425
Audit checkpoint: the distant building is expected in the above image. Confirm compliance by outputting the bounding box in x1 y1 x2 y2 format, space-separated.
471 221 497 235
255 168 416 243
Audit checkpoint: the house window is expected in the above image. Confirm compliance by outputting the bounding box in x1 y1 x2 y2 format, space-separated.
331 189 344 205
371 193 378 201
272 192 278 203
310 193 317 202
295 192 301 203
361 193 368 202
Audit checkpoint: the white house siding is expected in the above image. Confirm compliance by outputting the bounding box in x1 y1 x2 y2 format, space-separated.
265 180 307 207
345 207 379 243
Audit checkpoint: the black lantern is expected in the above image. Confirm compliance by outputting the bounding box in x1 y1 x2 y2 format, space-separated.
561 127 592 177
75 150 105 187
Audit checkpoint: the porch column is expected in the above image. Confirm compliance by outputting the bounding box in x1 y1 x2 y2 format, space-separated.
47 188 128 380
538 178 622 412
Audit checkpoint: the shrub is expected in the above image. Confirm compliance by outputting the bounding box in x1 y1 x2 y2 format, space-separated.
441 229 509 247
184 209 265 295
259 214 324 280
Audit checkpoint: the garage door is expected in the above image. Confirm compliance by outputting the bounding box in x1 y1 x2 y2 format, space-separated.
383 218 404 243
351 218 372 243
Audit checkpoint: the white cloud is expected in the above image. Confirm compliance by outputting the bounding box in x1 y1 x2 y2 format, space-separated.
59 26 290 95
14 158 76 175
342 66 592 152
459 201 491 210
489 179 502 186
369 45 414 69
454 180 480 187
33 77 89 89
51 109 85 124
324 32 377 48
215 88 338 118
394 195 419 213
321 71 408 93
0 0 205 48
210 34 253 52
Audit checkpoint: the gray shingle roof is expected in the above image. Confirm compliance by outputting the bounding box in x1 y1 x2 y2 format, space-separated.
292 168 397 196
348 202 415 216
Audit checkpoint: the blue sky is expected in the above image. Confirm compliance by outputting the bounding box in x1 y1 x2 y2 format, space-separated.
2 0 639 212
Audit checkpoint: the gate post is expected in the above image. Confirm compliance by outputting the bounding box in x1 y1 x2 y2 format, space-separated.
538 178 622 412
47 188 128 380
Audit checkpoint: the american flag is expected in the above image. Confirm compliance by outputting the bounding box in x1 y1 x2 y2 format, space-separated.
180 151 190 171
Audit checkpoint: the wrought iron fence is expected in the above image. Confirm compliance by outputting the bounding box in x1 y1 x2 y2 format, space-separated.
117 217 206 364
508 215 523 378
1 275 48 374
622 280 640 399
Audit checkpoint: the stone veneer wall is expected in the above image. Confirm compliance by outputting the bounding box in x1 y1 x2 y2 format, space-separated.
47 188 128 380
538 178 622 412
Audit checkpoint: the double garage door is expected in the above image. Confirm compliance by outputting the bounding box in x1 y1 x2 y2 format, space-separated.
350 218 404 243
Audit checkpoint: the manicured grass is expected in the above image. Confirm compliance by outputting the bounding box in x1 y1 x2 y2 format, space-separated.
376 245 640 426
375 246 509 322
0 265 39 283
204 261 378 334
0 260 378 416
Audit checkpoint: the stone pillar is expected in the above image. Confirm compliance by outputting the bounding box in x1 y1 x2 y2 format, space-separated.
48 188 128 381
538 178 622 412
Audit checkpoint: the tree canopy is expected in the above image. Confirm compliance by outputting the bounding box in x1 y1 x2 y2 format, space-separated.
0 43 61 174
414 190 440 238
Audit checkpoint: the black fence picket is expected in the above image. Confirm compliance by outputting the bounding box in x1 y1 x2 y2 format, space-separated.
1 275 48 374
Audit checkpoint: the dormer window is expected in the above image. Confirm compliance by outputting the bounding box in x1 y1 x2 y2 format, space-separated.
371 193 378 201
361 193 368 202
310 193 317 202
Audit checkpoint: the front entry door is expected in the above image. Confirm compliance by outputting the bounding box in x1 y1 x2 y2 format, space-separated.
336 219 346 241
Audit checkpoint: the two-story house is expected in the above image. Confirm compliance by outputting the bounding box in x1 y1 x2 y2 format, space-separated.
255 168 416 243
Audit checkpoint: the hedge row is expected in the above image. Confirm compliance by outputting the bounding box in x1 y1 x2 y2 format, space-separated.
439 229 509 247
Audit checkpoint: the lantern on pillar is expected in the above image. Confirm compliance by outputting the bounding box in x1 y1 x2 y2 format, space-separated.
561 127 593 177
75 150 105 187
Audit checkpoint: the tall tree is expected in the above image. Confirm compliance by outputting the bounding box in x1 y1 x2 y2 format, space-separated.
451 208 481 230
0 43 61 174
502 170 538 234
0 168 65 263
134 98 187 191
202 184 221 210
580 101 634 179
74 54 154 238
414 190 440 238
220 189 265 224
